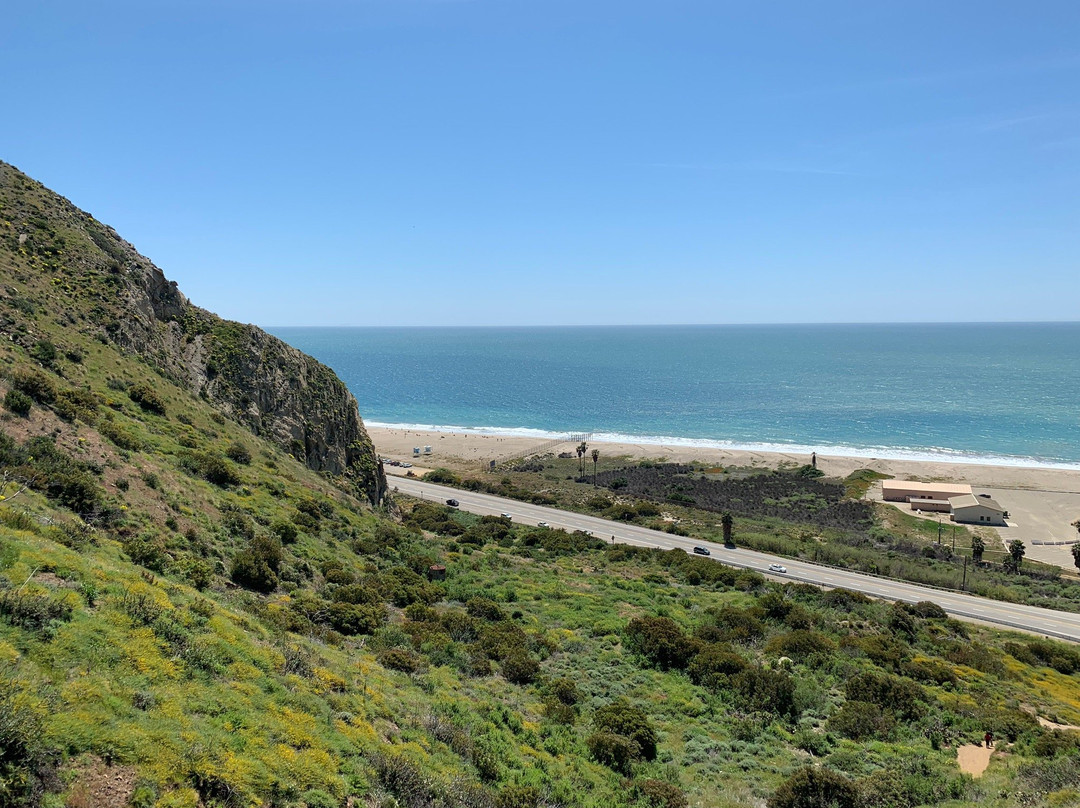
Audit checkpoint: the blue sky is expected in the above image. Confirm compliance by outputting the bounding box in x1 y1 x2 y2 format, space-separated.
3 1 1078 325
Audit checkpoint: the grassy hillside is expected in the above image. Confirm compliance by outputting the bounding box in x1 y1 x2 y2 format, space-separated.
2 164 1080 808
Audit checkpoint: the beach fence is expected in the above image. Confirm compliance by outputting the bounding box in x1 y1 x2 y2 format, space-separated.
482 432 593 472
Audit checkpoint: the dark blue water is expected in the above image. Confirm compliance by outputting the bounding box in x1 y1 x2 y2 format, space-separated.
269 324 1080 468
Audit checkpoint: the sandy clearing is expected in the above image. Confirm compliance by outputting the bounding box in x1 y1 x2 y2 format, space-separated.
956 744 993 777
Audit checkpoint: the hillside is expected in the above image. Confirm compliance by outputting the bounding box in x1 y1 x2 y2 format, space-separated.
2 163 1080 808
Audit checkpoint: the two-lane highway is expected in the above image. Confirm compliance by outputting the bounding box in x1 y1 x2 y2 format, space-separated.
391 476 1080 642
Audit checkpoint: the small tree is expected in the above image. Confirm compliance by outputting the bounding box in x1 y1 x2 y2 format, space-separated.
591 448 600 486
1071 543 1080 574
1005 539 1026 574
721 511 734 547
971 534 985 564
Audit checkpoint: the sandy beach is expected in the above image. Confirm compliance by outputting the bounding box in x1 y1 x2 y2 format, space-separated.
368 425 1080 567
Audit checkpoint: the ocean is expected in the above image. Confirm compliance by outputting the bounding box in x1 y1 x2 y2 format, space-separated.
269 324 1080 469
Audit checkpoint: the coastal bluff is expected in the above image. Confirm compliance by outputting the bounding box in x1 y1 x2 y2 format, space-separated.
0 160 384 503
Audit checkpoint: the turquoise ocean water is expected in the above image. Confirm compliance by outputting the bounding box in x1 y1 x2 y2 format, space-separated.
270 324 1080 468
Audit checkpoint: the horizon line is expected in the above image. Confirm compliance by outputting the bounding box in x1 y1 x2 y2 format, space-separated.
265 320 1080 329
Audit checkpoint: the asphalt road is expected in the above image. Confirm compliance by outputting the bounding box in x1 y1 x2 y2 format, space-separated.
391 476 1080 643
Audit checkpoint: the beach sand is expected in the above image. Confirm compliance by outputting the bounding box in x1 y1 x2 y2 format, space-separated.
368 425 1080 567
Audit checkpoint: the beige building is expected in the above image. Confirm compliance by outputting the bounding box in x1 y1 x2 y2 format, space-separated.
881 480 973 503
949 494 1008 526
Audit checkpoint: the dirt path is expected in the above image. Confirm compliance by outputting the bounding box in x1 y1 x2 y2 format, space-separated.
1038 717 1080 731
957 744 993 777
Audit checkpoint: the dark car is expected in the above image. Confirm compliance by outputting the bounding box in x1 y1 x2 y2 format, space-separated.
693 546 711 556
446 499 459 507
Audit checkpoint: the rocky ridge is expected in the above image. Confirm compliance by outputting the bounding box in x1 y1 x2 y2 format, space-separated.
0 160 384 502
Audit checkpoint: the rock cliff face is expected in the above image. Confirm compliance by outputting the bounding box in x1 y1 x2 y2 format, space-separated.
0 160 385 503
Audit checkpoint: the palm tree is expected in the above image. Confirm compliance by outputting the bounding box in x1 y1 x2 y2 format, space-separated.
576 442 587 480
1005 539 1025 574
970 535 985 564
721 511 734 547
591 448 600 486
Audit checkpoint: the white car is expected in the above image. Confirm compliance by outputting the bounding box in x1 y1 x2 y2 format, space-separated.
768 563 787 573
500 512 512 519
537 521 550 528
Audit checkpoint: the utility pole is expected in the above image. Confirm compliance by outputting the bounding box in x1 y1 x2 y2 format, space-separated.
937 514 942 545
962 556 968 591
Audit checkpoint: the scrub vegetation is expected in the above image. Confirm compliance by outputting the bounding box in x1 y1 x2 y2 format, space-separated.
2 161 1080 808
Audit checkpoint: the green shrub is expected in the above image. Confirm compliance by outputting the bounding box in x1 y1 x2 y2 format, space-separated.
625 615 700 671
378 647 423 673
30 340 57 366
3 389 31 416
122 533 170 572
765 630 835 662
329 602 384 635
230 535 283 593
687 643 747 690
172 555 214 590
586 731 638 774
99 419 142 450
128 382 166 415
826 701 894 741
271 518 299 544
496 785 539 808
467 597 506 622
633 779 688 808
844 671 926 721
53 387 99 422
423 468 461 485
225 441 251 464
179 450 240 486
593 698 658 761
769 766 859 808
501 652 539 684
549 677 580 705
0 590 74 634
732 665 798 718
221 509 256 541
9 368 56 404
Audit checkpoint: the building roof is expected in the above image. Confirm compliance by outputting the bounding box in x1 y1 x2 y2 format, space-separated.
882 480 973 495
948 494 1004 512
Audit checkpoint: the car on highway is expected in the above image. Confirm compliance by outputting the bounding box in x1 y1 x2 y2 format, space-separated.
500 512 512 519
768 563 787 573
446 499 459 507
537 521 550 528
692 546 711 556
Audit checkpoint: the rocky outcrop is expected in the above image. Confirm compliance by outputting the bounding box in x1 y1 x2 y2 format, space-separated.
0 160 385 503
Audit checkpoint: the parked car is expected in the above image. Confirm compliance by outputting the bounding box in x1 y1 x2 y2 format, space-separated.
768 563 787 573
446 499 459 507
693 546 711 556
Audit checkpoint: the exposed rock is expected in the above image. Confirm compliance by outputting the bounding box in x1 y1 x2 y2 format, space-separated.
0 160 385 503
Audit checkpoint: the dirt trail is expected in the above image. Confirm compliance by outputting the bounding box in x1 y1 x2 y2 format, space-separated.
957 744 993 777
1038 717 1080 731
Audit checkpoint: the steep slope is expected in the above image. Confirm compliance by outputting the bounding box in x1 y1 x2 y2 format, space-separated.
0 160 384 504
